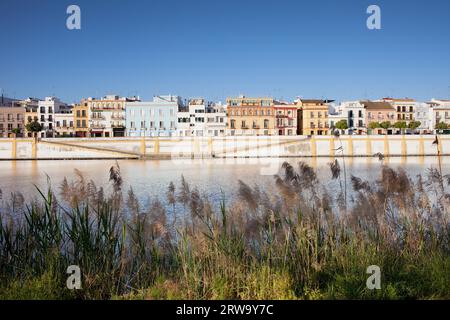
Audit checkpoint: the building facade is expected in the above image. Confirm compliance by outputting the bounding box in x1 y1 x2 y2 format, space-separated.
362 101 396 134
205 103 227 136
339 101 366 134
73 104 89 137
273 102 297 136
430 99 450 131
177 98 207 137
227 96 275 136
0 106 25 137
84 95 139 137
414 102 432 133
38 97 68 138
54 111 75 137
298 99 331 135
381 98 416 126
125 95 181 137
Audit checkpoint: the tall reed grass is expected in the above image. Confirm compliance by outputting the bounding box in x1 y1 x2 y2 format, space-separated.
0 161 449 300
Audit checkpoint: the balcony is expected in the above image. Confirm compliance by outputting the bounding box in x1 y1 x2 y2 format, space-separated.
91 124 105 129
92 115 106 120
111 115 125 120
252 125 260 129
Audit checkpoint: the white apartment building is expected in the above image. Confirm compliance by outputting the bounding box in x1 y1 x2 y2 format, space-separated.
84 95 140 137
429 99 450 131
177 99 227 137
414 102 433 133
328 101 366 134
54 111 75 137
38 97 68 137
205 102 227 136
177 98 207 137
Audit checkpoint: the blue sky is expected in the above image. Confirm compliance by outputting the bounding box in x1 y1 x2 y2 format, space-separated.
0 0 449 103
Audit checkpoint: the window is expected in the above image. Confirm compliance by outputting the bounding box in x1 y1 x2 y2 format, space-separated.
82 120 86 128
82 110 86 117
264 119 269 129
40 107 45 113
76 120 81 127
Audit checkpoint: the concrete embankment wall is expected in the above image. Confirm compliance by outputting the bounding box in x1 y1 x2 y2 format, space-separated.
0 135 448 160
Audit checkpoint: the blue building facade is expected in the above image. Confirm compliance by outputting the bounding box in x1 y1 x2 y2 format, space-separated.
125 95 182 137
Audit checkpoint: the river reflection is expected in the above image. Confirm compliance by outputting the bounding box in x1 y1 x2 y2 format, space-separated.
0 156 448 206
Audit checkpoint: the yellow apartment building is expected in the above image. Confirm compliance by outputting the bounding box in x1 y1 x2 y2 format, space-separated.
227 96 276 136
73 104 89 137
298 99 331 135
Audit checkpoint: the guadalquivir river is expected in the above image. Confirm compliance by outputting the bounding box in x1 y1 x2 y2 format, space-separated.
0 157 449 206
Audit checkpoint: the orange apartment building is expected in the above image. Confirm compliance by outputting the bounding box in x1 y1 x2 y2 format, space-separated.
227 96 276 136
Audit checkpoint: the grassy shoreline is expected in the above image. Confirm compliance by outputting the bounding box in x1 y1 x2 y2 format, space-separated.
0 161 449 300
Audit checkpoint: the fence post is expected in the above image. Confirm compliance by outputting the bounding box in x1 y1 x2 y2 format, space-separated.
384 135 390 156
366 138 372 156
11 133 17 159
140 136 146 157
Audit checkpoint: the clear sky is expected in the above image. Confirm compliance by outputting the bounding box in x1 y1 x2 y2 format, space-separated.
0 0 449 104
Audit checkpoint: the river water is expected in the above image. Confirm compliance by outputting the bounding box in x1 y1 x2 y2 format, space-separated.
0 156 448 207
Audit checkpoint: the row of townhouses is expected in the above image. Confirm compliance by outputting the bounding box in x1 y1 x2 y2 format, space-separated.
1 94 450 138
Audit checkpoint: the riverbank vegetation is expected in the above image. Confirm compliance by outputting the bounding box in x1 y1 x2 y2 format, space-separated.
0 161 449 299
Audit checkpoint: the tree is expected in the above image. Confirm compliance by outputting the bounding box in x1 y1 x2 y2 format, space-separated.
394 121 407 129
25 120 42 134
11 128 21 135
335 120 348 130
408 121 421 130
394 121 407 134
435 122 448 130
368 122 380 129
380 121 391 130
